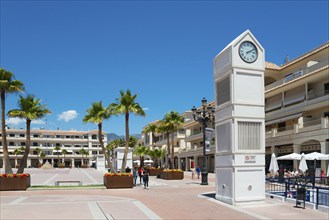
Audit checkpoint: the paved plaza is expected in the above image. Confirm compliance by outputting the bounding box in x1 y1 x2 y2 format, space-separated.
0 168 328 219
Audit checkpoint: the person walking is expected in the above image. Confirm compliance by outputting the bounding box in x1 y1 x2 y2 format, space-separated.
138 167 144 184
196 166 201 179
143 171 149 189
133 167 138 186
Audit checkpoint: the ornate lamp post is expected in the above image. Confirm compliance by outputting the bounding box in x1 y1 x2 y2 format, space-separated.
191 97 215 185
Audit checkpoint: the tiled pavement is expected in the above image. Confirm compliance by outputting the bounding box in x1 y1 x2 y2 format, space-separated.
1 168 328 219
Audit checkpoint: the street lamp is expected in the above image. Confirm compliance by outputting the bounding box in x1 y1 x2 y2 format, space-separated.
191 97 215 185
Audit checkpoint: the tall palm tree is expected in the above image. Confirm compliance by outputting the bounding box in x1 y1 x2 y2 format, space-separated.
0 68 24 174
156 120 171 168
142 123 158 149
134 145 149 168
83 101 114 172
163 111 184 168
8 94 50 174
109 89 145 172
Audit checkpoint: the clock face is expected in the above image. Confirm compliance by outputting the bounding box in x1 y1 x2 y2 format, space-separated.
239 41 258 63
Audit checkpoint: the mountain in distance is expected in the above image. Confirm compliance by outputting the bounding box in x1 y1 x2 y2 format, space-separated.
107 133 141 141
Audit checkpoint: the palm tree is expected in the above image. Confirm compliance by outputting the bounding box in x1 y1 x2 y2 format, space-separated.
40 151 46 165
8 95 50 174
134 145 149 168
35 147 42 167
156 120 171 168
0 68 24 174
83 101 114 172
142 123 158 149
163 111 184 168
54 145 61 165
13 148 22 168
128 136 138 148
62 149 68 166
79 148 87 166
109 89 145 172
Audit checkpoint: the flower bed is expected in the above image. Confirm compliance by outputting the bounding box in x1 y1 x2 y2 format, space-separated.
0 174 31 191
160 169 184 180
104 173 133 189
148 168 163 176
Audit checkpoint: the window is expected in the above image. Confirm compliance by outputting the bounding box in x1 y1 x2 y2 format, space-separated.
92 134 97 140
9 142 15 146
20 134 25 137
33 134 39 138
238 121 261 150
9 134 15 137
21 142 26 146
33 142 38 147
324 112 329 118
324 83 329 94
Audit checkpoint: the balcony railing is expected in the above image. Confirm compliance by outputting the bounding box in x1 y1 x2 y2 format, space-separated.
265 63 328 92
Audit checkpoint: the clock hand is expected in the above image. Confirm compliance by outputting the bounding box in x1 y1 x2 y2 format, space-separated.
246 49 255 54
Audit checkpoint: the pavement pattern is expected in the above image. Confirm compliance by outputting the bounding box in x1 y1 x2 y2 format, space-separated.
1 168 328 220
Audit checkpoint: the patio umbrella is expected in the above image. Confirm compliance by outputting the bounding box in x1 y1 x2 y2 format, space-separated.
276 153 301 160
305 152 329 160
299 153 308 174
144 159 153 163
269 153 279 175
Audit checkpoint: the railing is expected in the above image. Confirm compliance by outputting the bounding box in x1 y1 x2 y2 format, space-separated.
266 176 329 209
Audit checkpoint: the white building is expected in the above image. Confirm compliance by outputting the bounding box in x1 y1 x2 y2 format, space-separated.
0 128 108 168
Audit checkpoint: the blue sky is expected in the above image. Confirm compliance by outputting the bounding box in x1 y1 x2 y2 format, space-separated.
1 0 328 135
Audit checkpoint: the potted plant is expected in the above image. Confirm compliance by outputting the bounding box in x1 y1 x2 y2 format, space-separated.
0 173 31 191
160 169 184 180
104 173 133 189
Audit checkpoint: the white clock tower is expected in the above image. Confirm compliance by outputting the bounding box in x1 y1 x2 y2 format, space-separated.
213 30 265 205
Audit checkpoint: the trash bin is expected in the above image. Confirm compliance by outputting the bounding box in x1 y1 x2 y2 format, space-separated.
295 187 306 209
108 169 111 173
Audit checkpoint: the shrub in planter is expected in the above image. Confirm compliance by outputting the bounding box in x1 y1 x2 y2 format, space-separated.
148 167 163 176
58 163 65 168
104 173 133 189
161 169 184 180
0 173 31 191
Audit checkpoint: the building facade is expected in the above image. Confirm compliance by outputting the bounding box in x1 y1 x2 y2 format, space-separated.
0 128 107 168
140 41 329 174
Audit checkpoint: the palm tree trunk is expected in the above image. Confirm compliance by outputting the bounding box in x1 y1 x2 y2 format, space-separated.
1 91 13 174
171 132 175 169
17 119 31 174
98 123 114 172
121 112 130 172
166 132 170 168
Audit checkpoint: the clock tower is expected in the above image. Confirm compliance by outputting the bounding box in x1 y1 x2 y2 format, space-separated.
213 30 265 205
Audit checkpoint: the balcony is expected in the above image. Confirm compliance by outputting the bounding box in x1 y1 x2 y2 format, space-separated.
265 62 329 92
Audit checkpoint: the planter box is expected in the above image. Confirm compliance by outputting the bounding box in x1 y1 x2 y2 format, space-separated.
0 176 31 191
148 169 163 176
161 172 184 180
104 175 133 189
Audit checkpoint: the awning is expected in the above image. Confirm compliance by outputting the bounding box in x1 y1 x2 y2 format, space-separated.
265 113 302 126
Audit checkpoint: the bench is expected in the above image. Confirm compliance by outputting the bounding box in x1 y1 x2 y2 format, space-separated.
54 180 82 186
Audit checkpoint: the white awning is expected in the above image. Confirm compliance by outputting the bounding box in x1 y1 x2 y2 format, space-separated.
265 113 302 126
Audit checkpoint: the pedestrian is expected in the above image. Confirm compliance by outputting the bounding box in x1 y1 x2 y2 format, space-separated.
191 167 195 179
125 166 131 173
143 171 149 189
196 166 201 179
133 167 138 186
138 167 144 184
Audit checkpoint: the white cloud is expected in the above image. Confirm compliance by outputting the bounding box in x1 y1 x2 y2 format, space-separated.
6 117 46 126
58 110 78 122
6 117 25 126
143 107 149 111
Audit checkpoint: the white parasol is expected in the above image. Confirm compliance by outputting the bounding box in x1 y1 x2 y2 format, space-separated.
298 153 308 173
269 153 279 175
